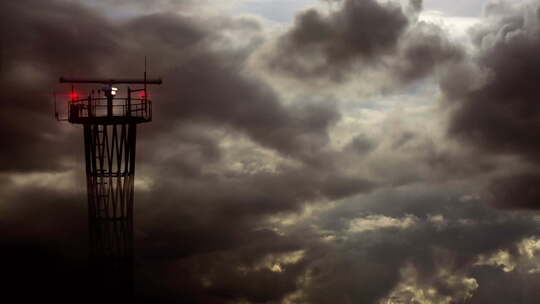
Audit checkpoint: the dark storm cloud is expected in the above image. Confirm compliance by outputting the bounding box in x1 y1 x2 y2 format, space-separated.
1 0 341 171
447 28 540 160
1 1 377 303
488 172 540 209
0 0 120 171
0 176 86 243
0 176 93 302
444 1 540 158
395 22 463 82
268 0 408 81
266 0 462 84
130 150 375 302
151 53 341 160
471 267 540 303
133 222 311 303
141 173 535 303
302 183 540 303
442 0 540 209
6 0 540 303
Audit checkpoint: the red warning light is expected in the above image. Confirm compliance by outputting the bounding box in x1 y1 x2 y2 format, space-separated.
70 92 79 100
140 92 147 98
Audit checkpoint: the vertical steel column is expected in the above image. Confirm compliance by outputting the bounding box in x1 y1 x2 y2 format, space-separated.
83 123 138 297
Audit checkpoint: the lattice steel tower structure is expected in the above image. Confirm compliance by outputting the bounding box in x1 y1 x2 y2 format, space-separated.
56 74 161 297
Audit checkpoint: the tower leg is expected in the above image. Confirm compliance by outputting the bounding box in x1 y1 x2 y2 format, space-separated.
83 123 137 298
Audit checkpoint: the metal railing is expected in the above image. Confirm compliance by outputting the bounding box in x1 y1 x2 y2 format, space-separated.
68 97 152 123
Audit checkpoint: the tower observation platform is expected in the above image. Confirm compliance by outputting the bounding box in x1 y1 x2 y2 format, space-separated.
57 75 162 298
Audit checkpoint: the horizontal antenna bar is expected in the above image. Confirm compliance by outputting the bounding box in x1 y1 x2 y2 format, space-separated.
59 77 162 85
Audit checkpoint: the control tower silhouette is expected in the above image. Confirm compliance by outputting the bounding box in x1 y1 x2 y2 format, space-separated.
56 71 162 298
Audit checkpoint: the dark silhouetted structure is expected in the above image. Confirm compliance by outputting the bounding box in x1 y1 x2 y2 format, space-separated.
57 73 162 298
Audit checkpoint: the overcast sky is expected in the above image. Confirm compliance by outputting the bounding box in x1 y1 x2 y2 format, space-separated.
2 0 540 303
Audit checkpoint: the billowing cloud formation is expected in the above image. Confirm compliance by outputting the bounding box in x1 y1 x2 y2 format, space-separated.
0 0 374 302
283 182 540 303
269 0 408 78
265 0 462 84
1 0 341 169
3 0 540 303
442 0 540 209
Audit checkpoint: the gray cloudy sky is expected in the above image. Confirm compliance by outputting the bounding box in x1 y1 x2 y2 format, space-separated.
2 0 540 303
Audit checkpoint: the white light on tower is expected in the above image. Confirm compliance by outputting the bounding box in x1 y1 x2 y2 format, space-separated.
111 87 119 96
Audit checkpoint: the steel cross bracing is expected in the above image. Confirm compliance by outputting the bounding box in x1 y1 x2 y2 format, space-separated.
84 123 137 295
85 123 136 221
